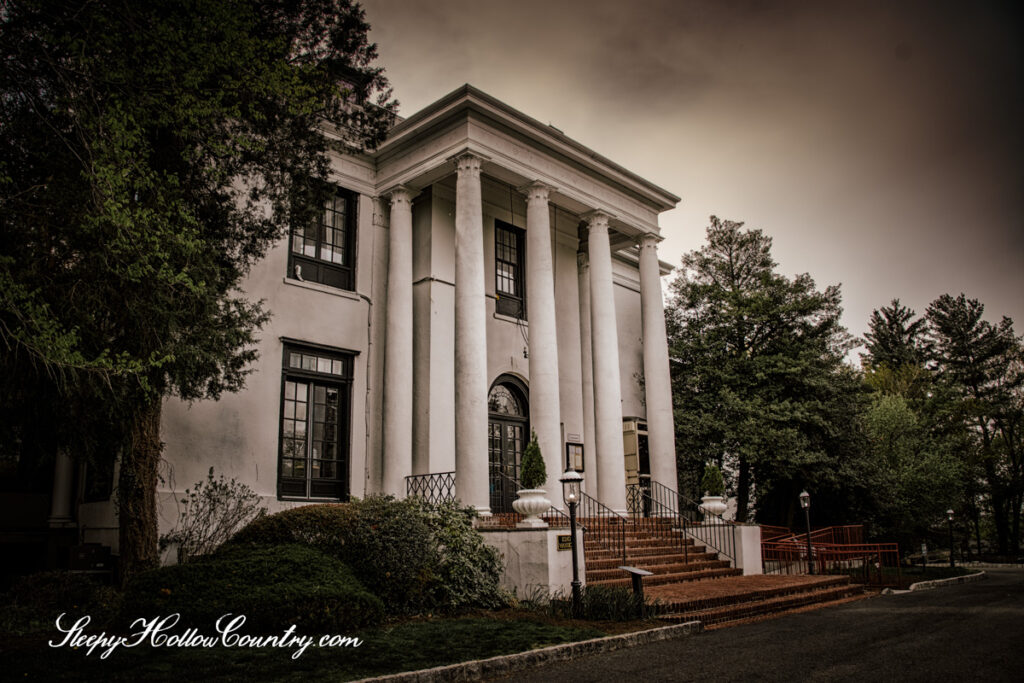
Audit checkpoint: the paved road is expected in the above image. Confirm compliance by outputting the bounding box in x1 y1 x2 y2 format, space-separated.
490 569 1024 682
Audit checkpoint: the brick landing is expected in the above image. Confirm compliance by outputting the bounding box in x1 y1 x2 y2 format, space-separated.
646 574 842 603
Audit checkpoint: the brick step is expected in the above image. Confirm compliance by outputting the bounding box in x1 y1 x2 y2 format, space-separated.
587 566 742 588
585 551 719 571
584 542 708 559
702 593 870 631
657 584 862 627
586 559 732 582
583 537 695 551
653 575 852 614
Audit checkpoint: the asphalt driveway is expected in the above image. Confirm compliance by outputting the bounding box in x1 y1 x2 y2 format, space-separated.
491 568 1024 682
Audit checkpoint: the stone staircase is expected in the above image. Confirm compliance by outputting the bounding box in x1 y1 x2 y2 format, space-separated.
582 517 866 628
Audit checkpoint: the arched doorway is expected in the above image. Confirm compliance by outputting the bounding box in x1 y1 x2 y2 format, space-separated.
488 376 529 514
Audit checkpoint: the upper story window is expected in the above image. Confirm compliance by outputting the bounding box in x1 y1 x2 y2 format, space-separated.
494 220 526 319
289 187 357 290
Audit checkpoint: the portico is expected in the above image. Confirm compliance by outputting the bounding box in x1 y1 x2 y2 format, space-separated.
374 85 679 515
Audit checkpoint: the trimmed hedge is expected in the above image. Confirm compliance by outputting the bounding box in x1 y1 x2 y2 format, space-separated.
228 496 505 614
122 543 383 632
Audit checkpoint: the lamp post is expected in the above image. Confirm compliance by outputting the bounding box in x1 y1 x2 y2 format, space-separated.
799 490 814 575
947 509 955 569
561 468 583 617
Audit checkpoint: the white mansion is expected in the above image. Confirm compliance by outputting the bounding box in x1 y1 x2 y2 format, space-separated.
66 85 682 547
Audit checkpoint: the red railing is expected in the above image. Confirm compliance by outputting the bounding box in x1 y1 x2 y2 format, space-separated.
762 540 902 587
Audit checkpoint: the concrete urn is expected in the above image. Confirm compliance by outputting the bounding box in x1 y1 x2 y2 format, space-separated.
700 495 728 517
513 489 551 528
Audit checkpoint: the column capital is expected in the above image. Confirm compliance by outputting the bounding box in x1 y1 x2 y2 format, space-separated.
384 184 417 207
581 209 615 230
517 180 556 204
638 232 664 249
450 150 487 176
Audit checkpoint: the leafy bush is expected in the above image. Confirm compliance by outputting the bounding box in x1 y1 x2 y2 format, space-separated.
159 467 267 563
519 430 546 489
700 464 725 497
227 496 506 614
533 584 658 621
122 543 383 632
1 571 121 635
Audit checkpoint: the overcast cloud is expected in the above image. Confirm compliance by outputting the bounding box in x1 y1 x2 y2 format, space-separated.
362 0 1023 350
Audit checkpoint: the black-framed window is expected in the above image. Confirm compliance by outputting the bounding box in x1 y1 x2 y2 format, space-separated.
289 188 357 290
494 220 526 319
279 343 353 501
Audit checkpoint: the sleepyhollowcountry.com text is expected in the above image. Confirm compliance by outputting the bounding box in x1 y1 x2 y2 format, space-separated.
48 613 363 659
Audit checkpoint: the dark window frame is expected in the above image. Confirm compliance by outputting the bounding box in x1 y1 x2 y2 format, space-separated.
278 342 354 501
494 220 526 319
288 186 358 291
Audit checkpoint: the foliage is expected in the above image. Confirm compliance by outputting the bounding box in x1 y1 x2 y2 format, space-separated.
228 496 506 615
0 0 396 580
539 585 658 621
926 293 1023 554
0 571 121 635
666 216 860 524
863 299 930 369
519 430 547 490
122 543 383 632
700 464 726 497
159 467 267 563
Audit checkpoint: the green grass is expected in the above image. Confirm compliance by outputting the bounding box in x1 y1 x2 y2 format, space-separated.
2 613 614 682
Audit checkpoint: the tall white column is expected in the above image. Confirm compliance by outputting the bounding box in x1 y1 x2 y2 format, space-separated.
585 211 628 514
382 186 414 497
521 182 562 489
453 152 490 516
639 233 679 495
577 252 598 496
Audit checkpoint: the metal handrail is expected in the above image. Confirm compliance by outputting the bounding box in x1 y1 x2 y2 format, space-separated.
626 481 689 564
628 479 736 564
578 489 628 564
762 540 902 586
405 471 455 504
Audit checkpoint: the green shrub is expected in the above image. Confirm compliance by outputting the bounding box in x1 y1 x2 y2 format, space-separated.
1 571 120 635
122 544 383 632
700 464 725 497
227 496 506 615
519 430 546 489
545 585 658 621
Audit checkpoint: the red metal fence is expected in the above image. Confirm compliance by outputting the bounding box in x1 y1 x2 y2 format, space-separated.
762 539 902 587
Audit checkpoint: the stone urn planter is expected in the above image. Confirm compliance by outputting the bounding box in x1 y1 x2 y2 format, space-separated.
513 488 552 528
700 495 728 517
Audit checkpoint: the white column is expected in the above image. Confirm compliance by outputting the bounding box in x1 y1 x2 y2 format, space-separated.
577 252 598 496
585 211 628 514
521 182 562 489
382 186 415 497
639 233 679 495
48 449 74 526
453 152 490 516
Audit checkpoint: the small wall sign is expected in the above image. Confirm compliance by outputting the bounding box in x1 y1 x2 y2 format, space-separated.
557 534 572 551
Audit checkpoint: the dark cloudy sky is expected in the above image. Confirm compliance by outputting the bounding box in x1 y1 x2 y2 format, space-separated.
362 0 1023 353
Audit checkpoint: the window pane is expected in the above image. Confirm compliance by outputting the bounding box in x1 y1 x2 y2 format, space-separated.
295 383 307 401
317 357 331 374
320 460 335 479
331 359 343 375
285 381 296 400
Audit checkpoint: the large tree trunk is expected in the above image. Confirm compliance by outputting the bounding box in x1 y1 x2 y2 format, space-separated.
118 399 162 586
735 457 751 523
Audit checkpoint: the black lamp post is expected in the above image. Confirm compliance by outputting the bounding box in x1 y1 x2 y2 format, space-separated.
561 468 583 617
799 490 814 575
947 509 955 569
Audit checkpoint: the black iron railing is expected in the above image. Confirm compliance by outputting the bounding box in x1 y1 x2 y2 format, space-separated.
627 479 735 564
405 471 455 504
627 480 689 564
578 489 628 564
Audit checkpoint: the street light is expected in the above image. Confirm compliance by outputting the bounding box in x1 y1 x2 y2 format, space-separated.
799 490 814 575
947 509 955 569
561 468 584 617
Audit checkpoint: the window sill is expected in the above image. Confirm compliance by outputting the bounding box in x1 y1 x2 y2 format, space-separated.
493 311 528 326
283 277 364 302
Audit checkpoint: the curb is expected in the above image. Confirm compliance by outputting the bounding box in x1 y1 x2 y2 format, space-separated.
353 620 703 682
908 571 987 592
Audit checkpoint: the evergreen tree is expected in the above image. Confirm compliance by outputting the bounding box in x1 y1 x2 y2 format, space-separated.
863 299 929 370
667 216 859 523
0 0 396 580
926 294 1023 554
